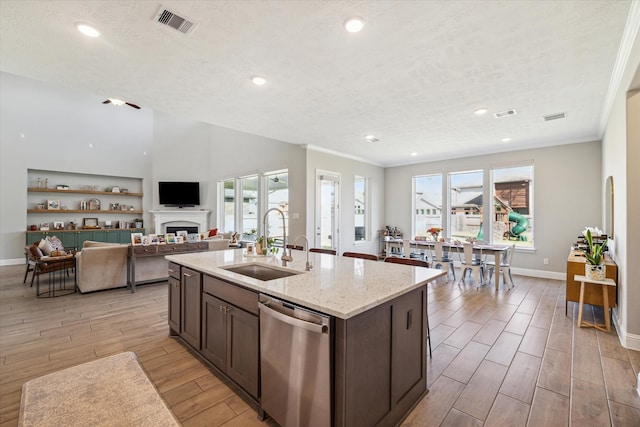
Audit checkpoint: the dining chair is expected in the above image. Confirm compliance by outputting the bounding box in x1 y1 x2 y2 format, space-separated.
309 248 337 255
384 257 432 358
342 251 378 261
485 243 516 289
432 241 456 281
457 243 484 287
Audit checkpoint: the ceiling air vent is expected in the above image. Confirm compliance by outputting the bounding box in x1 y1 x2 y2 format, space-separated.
493 109 517 119
154 6 197 35
543 112 567 121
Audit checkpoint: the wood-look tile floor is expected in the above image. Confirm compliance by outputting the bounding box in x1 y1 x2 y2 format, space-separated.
1 265 639 426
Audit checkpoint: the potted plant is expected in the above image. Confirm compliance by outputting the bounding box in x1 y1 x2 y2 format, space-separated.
133 218 143 229
256 236 279 255
584 228 607 280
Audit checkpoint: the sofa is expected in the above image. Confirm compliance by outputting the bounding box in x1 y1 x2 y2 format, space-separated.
75 239 230 293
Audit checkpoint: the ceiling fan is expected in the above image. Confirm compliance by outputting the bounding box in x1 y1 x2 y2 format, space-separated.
102 98 140 109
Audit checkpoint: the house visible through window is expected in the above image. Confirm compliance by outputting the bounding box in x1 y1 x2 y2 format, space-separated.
492 165 534 248
413 174 442 237
449 170 484 241
354 176 368 241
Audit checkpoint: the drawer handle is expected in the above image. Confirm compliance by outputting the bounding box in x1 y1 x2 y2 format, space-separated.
168 268 175 273
183 272 195 278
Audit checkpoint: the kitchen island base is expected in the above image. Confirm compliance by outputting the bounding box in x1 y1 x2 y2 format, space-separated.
166 250 437 427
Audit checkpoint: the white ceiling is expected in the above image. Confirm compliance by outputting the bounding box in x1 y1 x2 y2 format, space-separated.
0 1 636 167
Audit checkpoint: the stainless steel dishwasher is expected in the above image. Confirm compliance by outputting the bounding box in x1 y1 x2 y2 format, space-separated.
259 294 331 427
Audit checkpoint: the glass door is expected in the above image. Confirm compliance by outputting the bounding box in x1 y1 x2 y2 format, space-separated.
316 172 339 252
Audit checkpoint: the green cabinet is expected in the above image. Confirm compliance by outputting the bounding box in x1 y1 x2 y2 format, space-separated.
26 229 143 248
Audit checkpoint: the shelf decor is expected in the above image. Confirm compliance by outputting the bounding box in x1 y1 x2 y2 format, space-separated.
47 200 60 210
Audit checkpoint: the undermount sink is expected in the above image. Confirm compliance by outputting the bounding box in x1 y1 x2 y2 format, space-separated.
222 264 302 281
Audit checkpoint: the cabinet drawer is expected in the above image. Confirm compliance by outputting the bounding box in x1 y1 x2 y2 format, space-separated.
133 245 157 255
203 275 259 315
190 242 208 251
168 262 181 279
158 244 186 254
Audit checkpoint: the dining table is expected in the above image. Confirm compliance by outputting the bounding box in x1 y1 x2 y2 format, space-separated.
384 238 511 290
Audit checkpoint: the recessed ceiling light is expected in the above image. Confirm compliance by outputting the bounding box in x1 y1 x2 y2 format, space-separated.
344 17 365 33
411 152 417 157
76 23 101 38
501 137 512 143
364 135 378 143
252 76 266 86
107 98 125 106
474 108 488 115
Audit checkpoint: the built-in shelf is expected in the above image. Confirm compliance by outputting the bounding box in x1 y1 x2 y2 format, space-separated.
27 209 143 214
27 188 143 197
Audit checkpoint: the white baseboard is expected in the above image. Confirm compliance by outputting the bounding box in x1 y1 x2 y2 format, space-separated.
0 258 25 266
612 310 640 351
511 267 565 281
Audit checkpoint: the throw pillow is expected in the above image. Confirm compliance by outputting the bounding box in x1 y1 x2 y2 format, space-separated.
47 236 64 250
38 239 53 256
208 228 218 237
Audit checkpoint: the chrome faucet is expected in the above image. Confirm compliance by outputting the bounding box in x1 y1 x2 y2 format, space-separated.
292 235 313 271
263 208 293 267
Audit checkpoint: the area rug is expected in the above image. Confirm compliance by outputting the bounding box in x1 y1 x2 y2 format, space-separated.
18 351 180 426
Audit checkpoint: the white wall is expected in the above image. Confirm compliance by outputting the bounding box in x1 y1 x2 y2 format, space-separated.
602 13 640 349
0 72 153 263
151 112 307 239
384 141 603 277
306 149 385 255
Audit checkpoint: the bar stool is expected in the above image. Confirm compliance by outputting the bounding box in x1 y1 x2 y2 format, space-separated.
574 274 616 332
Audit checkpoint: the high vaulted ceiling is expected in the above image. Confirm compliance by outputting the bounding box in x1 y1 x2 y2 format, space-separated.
0 1 636 166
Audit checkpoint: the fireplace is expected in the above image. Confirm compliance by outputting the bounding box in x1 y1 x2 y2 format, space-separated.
166 226 198 234
150 210 211 234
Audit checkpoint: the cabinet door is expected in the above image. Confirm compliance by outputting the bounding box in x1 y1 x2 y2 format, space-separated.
181 267 202 349
104 230 120 243
201 293 227 370
391 286 425 404
59 232 77 250
119 230 132 244
75 231 93 248
226 306 259 398
26 232 48 245
168 277 181 333
91 230 107 242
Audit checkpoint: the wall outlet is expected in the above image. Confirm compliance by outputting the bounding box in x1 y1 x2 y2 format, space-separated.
543 258 549 265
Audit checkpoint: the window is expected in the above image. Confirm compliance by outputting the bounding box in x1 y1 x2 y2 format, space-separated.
218 170 289 242
413 174 442 237
492 165 534 248
264 171 289 244
220 179 235 233
241 175 258 239
354 176 368 241
449 170 483 241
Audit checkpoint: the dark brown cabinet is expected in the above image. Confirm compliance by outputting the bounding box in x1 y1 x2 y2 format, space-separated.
181 267 202 349
201 276 260 399
334 285 427 427
168 262 181 334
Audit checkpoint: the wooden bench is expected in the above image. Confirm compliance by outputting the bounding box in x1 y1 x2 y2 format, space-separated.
19 352 179 427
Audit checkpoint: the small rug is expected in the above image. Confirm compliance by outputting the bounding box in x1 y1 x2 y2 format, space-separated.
18 351 180 427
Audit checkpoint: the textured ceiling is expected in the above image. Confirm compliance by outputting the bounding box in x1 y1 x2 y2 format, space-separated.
0 1 635 166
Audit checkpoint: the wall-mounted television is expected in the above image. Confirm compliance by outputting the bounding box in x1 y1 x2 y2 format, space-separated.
159 181 200 207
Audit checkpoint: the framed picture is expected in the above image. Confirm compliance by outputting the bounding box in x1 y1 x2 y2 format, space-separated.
176 230 188 239
47 200 60 210
83 217 99 228
187 233 199 243
141 235 150 246
53 221 64 230
157 234 166 245
149 234 158 245
131 233 143 245
166 233 176 244
40 223 50 231
175 235 185 244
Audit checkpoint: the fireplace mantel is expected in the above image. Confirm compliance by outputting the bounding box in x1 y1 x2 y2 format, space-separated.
150 210 210 234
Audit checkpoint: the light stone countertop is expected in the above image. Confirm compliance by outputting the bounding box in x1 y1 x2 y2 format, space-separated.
165 248 445 319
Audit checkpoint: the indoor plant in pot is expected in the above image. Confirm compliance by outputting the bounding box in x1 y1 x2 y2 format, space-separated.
584 228 607 280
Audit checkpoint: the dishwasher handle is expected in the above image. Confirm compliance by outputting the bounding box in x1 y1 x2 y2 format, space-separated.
259 301 328 334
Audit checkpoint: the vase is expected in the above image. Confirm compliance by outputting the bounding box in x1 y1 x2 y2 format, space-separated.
585 263 606 281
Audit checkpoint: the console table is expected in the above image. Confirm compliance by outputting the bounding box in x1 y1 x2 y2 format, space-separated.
566 250 617 315
127 242 208 292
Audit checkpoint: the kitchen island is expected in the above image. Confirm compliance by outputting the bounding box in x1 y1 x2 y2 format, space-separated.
166 248 445 427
